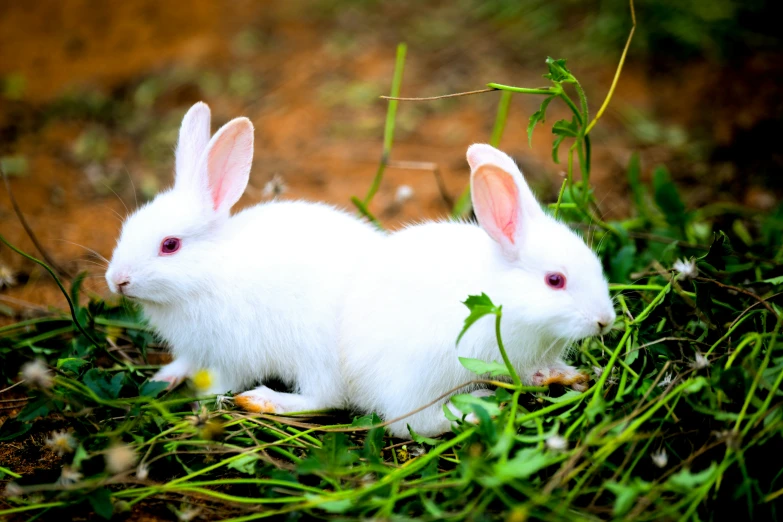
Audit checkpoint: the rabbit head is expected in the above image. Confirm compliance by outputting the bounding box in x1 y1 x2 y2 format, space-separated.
105 102 254 304
467 143 615 343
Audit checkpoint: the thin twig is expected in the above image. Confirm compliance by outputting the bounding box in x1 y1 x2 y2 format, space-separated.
387 160 453 208
381 88 495 101
584 0 636 135
1 166 71 278
694 277 778 318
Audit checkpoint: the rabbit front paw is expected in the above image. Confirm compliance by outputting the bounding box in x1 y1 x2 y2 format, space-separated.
151 359 192 390
234 386 325 414
234 388 281 414
531 366 590 391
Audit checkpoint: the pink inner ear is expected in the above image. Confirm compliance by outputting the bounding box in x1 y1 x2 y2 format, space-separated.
206 121 253 212
473 165 520 245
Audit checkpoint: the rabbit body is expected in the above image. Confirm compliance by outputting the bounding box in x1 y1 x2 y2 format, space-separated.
106 102 382 412
143 199 381 406
340 144 616 437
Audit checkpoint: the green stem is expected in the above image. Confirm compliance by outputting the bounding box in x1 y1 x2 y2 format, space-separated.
557 91 583 126
489 90 512 147
361 43 407 207
0 234 101 348
553 179 567 219
494 309 521 387
486 83 553 95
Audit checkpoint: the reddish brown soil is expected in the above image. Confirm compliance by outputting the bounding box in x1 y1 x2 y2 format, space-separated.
0 2 778 317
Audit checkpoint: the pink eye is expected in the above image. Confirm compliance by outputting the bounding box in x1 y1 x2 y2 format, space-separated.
546 272 566 290
160 237 181 255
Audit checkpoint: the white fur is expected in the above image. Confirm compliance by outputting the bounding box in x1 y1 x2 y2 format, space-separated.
339 144 616 437
105 102 382 411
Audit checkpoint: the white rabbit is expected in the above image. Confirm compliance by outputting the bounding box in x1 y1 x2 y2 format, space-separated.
340 144 616 437
105 102 382 413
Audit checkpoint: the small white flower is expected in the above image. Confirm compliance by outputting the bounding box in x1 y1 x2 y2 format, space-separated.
690 352 710 370
215 395 234 409
359 472 376 485
409 445 426 458
546 434 568 452
4 482 23 497
20 359 53 389
45 430 76 456
262 174 287 198
0 264 15 288
592 366 604 379
651 448 668 468
136 463 149 480
394 184 414 204
658 372 674 388
57 466 83 485
105 443 137 474
177 507 202 522
673 258 698 280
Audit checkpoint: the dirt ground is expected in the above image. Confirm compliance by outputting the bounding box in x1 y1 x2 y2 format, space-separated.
0 0 780 316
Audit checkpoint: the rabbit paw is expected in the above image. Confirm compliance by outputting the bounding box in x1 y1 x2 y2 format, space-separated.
234 389 281 414
151 360 192 390
531 366 590 390
233 386 324 414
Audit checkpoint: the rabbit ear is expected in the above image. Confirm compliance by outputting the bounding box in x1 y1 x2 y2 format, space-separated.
174 102 212 192
468 144 543 253
199 117 254 215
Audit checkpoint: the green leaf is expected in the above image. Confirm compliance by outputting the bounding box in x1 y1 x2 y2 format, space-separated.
495 447 554 480
363 427 385 462
16 396 51 422
527 95 554 146
606 480 651 516
351 412 382 427
82 369 125 400
652 165 687 229
228 454 258 475
609 244 636 283
683 377 707 393
450 393 501 417
552 118 579 137
539 389 584 404
0 419 32 441
698 231 734 271
57 358 89 375
88 487 114 520
762 275 783 285
552 134 566 164
543 57 575 83
408 425 440 446
72 444 90 470
304 496 353 513
298 433 358 475
459 357 510 377
139 380 169 398
694 281 717 325
442 402 459 422
456 293 500 345
668 463 717 489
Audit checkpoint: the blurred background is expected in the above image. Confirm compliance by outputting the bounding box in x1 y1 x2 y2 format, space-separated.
1 0 782 313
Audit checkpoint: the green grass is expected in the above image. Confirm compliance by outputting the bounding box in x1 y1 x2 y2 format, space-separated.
2 14 783 521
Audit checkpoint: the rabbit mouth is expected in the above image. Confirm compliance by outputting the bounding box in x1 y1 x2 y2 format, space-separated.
117 288 137 299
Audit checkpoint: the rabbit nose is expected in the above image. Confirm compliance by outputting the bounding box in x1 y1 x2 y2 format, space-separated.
111 272 131 292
